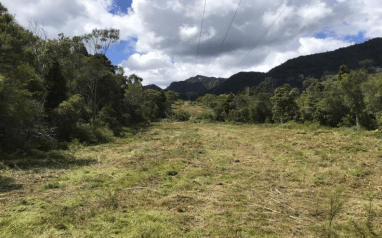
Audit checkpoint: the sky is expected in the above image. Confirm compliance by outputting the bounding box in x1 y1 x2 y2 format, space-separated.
2 0 381 88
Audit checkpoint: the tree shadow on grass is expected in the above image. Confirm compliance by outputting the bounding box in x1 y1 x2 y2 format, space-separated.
1 150 98 171
0 175 22 192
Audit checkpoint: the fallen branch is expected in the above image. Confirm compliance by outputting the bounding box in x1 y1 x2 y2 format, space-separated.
264 206 280 213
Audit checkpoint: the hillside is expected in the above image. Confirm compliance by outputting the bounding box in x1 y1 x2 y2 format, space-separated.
208 37 382 95
165 75 226 100
143 84 163 91
165 38 382 97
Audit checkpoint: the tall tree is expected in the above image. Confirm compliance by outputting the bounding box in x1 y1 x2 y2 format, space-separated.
44 61 67 113
271 84 300 123
340 70 368 127
82 28 120 55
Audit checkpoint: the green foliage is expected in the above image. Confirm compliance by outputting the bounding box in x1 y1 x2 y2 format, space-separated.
193 111 215 122
271 84 300 123
165 90 179 104
172 110 191 121
44 61 67 113
53 94 84 141
145 89 167 118
72 124 114 144
362 73 382 128
0 73 46 153
227 107 250 123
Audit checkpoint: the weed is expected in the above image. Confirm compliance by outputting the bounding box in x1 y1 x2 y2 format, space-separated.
320 187 345 238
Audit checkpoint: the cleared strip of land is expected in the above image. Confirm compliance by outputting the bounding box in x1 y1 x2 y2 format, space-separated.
1 118 382 237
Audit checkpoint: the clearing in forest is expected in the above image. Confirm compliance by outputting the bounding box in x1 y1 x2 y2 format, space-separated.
1 102 382 237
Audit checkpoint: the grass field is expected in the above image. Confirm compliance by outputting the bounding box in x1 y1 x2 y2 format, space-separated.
1 101 382 237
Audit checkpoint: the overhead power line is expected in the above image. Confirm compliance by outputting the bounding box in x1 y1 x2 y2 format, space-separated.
210 0 293 95
237 0 294 67
191 0 244 100
194 0 208 76
208 0 244 74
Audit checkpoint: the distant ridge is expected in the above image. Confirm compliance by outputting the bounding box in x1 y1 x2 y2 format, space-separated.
207 37 382 95
165 75 226 100
143 84 163 91
163 37 382 99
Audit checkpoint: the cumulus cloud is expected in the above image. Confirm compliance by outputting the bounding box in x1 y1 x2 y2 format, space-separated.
2 0 381 88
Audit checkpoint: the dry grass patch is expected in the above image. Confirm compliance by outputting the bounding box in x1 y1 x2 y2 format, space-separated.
1 117 382 237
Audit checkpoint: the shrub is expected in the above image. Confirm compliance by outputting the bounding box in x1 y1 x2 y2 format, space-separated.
227 108 250 123
73 124 114 144
93 127 114 143
192 112 215 123
172 110 191 121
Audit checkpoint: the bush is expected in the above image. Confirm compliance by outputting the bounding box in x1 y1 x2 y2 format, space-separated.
227 108 250 123
93 127 114 143
192 112 215 123
172 110 191 121
73 124 114 144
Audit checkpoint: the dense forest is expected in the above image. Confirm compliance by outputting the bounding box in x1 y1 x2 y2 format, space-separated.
195 63 382 130
0 3 179 158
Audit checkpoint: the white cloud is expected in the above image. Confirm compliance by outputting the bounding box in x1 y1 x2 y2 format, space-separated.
2 0 381 89
179 24 198 41
298 37 354 55
121 52 172 71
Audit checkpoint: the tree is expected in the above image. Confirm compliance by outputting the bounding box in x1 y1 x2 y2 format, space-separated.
337 64 351 81
75 29 120 125
363 73 382 128
358 59 375 73
340 70 369 128
82 28 120 55
271 84 300 123
165 90 179 104
44 61 68 113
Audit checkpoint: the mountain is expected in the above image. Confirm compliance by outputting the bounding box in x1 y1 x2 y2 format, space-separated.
143 84 163 91
163 37 382 99
207 37 382 95
164 75 226 100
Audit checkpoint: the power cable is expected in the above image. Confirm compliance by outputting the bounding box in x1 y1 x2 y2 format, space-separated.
237 0 293 67
194 0 208 76
209 0 293 95
207 0 244 74
193 0 244 100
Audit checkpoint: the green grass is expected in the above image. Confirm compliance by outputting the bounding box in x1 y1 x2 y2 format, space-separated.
1 103 382 237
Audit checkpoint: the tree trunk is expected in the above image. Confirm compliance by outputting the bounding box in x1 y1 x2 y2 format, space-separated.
356 114 360 127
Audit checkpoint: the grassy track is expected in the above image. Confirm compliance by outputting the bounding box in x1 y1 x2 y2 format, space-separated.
1 102 382 237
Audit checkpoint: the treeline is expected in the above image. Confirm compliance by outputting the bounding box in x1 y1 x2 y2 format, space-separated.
196 63 382 130
0 4 178 157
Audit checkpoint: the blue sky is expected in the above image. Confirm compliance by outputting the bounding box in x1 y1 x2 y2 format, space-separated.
106 0 134 65
109 0 132 14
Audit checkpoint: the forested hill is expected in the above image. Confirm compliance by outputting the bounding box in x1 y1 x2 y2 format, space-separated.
143 84 163 91
165 75 226 100
163 37 382 98
208 37 382 95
